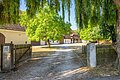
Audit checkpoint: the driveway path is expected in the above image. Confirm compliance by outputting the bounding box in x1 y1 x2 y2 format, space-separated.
0 45 89 80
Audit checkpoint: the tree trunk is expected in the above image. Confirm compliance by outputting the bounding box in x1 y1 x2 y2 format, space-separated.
59 36 64 44
115 7 120 69
45 41 47 45
113 0 120 69
47 39 50 48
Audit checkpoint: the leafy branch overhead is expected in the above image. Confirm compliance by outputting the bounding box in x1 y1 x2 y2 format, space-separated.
0 0 71 24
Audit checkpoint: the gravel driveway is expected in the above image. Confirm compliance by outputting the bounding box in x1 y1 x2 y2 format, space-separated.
0 44 120 80
0 45 89 80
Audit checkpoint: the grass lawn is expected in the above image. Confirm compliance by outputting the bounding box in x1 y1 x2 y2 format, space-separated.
32 46 58 58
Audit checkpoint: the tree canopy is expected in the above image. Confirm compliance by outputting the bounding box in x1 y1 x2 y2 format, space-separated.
0 0 117 25
20 5 71 47
0 0 71 24
0 0 117 40
75 0 117 42
80 22 101 41
0 0 119 42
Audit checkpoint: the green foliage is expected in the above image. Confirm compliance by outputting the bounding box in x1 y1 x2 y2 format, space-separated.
75 0 117 42
0 0 117 42
80 22 102 41
0 0 72 24
20 5 71 42
0 0 19 24
100 0 117 42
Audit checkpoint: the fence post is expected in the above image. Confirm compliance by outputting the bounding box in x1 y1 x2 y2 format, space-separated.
82 45 86 54
1 43 14 72
30 44 32 58
10 43 14 69
87 43 96 67
1 44 3 71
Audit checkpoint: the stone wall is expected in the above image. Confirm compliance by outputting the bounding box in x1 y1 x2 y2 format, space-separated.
96 45 117 65
73 44 117 66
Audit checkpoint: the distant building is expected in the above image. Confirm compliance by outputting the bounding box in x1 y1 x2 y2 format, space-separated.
0 24 31 44
63 32 81 44
32 32 81 46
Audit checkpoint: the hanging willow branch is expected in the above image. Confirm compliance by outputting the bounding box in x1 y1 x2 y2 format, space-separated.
26 0 40 17
75 0 83 29
0 0 117 27
66 0 71 22
74 0 79 28
0 0 19 25
55 0 60 13
0 0 4 24
62 0 65 20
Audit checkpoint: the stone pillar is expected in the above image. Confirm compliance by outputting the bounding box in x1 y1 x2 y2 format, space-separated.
1 43 14 72
87 43 96 67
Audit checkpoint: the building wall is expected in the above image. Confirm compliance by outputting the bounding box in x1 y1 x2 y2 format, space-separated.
0 29 31 44
64 39 71 44
50 40 59 44
40 40 46 45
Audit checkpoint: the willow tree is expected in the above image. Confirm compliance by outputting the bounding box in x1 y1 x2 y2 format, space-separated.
0 0 72 24
0 0 19 24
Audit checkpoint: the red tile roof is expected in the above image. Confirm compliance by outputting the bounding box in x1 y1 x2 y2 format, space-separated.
64 32 80 39
64 35 71 39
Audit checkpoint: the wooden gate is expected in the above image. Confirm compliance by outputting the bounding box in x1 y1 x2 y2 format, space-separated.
14 44 32 67
0 43 32 72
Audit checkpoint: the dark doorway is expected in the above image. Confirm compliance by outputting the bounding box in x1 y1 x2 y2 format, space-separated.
0 33 5 44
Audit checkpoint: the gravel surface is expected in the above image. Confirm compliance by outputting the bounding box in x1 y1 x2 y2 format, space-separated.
0 45 90 80
86 76 120 80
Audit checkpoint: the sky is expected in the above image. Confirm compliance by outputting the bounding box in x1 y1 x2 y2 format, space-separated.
20 0 77 30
